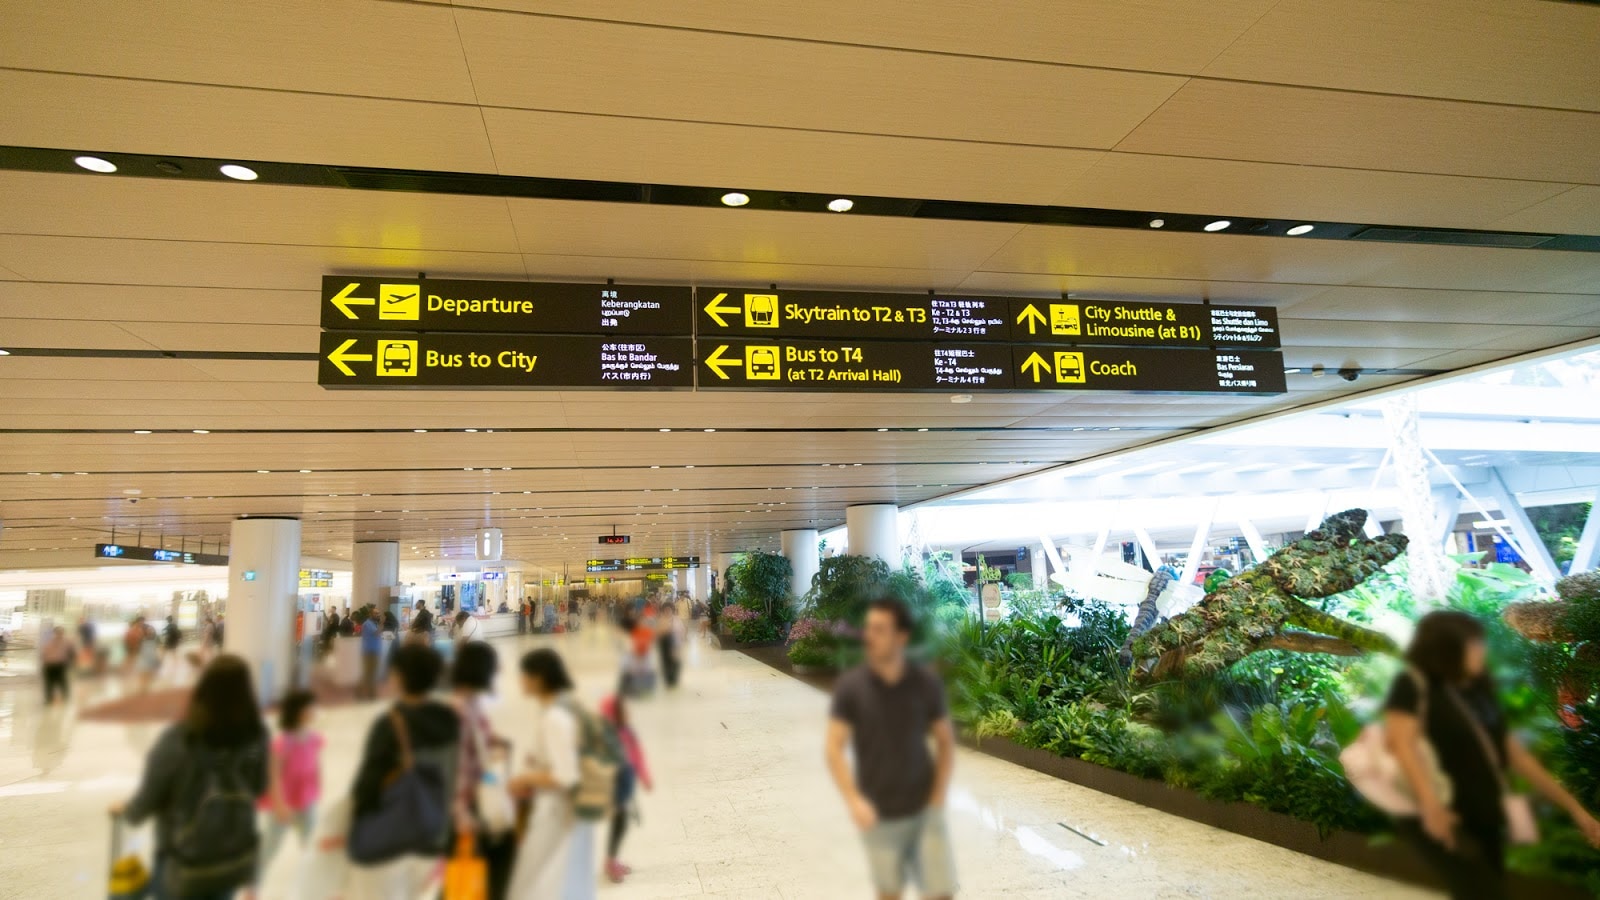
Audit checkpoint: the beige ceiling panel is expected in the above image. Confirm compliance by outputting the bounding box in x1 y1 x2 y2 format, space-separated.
1469 324 1600 352
508 200 1023 272
0 173 523 254
0 318 153 350
1202 0 1600 113
978 226 1413 286
1054 154 1572 230
0 234 526 290
0 283 319 326
1115 80 1600 184
0 379 253 402
0 71 497 172
1491 187 1600 235
1559 308 1600 328
484 107 1104 204
455 9 1184 149
114 322 318 354
679 262 977 293
1356 246 1600 294
464 0 1273 73
1411 348 1524 371
954 272 1325 305
1278 287 1600 325
177 359 315 384
0 356 217 382
0 0 477 103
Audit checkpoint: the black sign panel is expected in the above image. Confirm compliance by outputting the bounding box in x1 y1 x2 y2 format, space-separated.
1007 298 1280 349
597 535 631 545
697 288 1011 341
699 339 1013 391
320 277 691 336
1010 346 1287 394
318 332 694 389
97 544 229 566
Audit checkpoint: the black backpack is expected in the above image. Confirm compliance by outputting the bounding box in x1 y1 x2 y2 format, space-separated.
164 738 262 896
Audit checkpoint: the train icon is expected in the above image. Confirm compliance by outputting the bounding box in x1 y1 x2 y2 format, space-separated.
745 294 778 328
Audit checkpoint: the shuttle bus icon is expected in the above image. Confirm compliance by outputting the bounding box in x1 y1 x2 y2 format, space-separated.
745 345 780 380
383 342 413 372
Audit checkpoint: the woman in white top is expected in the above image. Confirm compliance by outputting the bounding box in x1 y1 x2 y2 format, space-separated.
453 610 484 643
507 648 596 899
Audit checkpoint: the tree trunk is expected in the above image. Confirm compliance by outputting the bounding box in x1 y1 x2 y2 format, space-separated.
1284 598 1401 656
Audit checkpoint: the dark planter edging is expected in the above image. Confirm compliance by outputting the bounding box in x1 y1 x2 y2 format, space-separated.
735 646 1586 900
714 636 785 652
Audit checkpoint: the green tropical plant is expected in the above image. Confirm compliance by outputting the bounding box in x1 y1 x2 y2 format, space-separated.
727 550 794 638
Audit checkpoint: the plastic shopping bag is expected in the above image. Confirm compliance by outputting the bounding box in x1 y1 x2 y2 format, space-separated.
107 813 150 900
443 834 487 900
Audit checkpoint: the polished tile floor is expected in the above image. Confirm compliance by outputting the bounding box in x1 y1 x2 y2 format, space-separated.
0 630 1431 898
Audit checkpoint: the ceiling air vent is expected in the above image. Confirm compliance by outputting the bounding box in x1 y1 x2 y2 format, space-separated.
1350 226 1557 249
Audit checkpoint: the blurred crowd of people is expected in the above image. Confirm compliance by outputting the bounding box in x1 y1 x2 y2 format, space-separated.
104 587 700 899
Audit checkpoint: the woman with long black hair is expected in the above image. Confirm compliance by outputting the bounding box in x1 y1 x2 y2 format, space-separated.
113 654 268 899
1386 610 1600 899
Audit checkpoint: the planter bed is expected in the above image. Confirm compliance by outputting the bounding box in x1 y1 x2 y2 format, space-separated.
736 645 1585 900
713 636 785 652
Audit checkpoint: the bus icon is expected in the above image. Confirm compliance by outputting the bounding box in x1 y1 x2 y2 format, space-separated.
745 345 780 380
1054 351 1085 384
377 340 418 377
745 294 779 328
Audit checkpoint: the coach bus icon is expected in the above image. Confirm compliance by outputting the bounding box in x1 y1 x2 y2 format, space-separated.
378 340 418 377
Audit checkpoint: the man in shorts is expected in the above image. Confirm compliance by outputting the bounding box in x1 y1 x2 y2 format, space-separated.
826 598 956 899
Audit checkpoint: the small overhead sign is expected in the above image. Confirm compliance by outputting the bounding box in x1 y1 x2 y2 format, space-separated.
597 535 631 545
321 277 692 336
97 544 228 566
1009 298 1279 349
697 287 1012 341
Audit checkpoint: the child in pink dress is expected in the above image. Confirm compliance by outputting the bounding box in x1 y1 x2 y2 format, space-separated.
258 690 323 880
600 694 652 883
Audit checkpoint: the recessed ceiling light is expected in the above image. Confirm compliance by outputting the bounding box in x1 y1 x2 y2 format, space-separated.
1285 367 1303 374
1148 218 1165 228
464 428 478 433
74 155 117 173
1287 224 1315 236
950 394 972 404
299 469 312 473
219 164 258 181
704 428 716 433
720 192 750 207
659 428 671 433
827 198 854 213
256 469 270 474
133 429 152 434
917 427 930 432
464 467 474 471
1203 220 1231 232
74 471 88 476
190 429 210 434
414 428 427 433
685 465 695 469
0 349 10 356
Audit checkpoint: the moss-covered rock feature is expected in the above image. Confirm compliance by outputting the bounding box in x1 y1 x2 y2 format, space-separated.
1131 509 1405 680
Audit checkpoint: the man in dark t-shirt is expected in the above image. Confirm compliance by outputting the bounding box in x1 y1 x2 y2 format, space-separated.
827 598 956 899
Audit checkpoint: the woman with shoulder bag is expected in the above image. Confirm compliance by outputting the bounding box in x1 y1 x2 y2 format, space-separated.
506 649 599 900
1385 611 1600 899
451 642 515 899
112 654 268 899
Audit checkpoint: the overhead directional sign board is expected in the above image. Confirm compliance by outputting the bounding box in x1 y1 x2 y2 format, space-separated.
701 339 1013 390
318 332 694 389
315 275 1286 395
320 277 692 336
1009 298 1280 349
97 543 229 566
586 556 700 572
698 288 1012 341
1012 346 1287 394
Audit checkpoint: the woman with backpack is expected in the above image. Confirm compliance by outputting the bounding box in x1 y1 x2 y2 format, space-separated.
507 649 601 900
112 654 268 899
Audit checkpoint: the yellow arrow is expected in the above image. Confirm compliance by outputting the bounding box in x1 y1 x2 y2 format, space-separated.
1020 351 1050 384
703 345 743 380
1016 303 1047 335
329 282 376 320
327 338 374 377
703 292 742 328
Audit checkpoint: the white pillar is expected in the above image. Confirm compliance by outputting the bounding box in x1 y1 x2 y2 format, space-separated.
1030 543 1048 589
846 504 900 567
782 528 820 600
712 552 737 596
226 516 301 704
353 540 399 617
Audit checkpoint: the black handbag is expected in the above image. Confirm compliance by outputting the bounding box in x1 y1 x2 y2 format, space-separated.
348 709 448 864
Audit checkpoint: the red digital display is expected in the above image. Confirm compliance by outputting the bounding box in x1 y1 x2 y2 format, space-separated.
597 534 631 545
